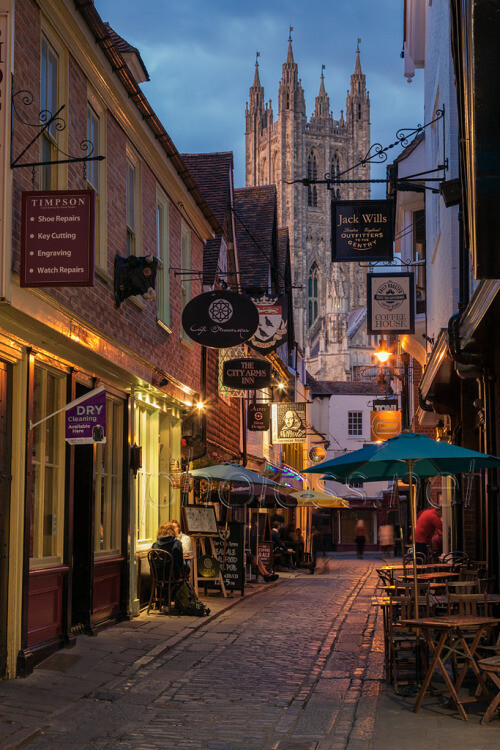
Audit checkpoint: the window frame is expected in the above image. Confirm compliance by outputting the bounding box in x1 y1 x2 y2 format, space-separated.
156 188 171 330
308 264 319 328
180 222 191 339
94 396 124 558
30 365 66 569
347 411 363 437
39 26 67 190
86 91 108 273
125 145 141 257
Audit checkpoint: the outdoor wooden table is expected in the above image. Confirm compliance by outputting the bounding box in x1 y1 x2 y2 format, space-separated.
401 615 500 720
400 571 460 583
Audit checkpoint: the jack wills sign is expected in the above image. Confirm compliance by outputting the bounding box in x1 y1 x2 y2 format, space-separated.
367 273 415 335
182 290 259 348
331 199 393 261
222 358 272 390
21 190 95 287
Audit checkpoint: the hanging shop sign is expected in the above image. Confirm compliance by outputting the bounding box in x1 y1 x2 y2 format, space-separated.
182 290 259 348
65 386 106 445
222 358 272 390
20 190 95 287
247 294 288 354
367 272 415 334
271 402 307 444
370 410 402 442
309 445 327 463
331 199 393 262
248 403 271 432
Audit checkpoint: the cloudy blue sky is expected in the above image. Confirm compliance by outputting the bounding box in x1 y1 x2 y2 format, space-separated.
95 0 424 193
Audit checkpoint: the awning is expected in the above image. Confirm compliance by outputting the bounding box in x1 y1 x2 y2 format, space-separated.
291 490 349 509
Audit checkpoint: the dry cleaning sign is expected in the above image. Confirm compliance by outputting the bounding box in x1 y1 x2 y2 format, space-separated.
65 386 107 445
367 273 415 335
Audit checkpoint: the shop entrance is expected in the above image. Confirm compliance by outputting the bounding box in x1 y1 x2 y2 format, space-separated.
71 384 127 632
0 362 12 677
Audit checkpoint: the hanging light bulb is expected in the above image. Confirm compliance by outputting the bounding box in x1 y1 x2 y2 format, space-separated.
373 339 392 364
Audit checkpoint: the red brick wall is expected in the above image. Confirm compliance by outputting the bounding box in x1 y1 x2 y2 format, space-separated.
205 348 241 458
10 1 203 393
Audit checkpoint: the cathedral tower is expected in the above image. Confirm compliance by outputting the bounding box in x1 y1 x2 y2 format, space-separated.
245 36 373 380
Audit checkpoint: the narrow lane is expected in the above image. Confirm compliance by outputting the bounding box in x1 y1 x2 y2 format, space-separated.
19 560 384 750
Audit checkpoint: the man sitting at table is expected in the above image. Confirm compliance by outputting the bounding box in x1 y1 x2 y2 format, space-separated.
271 521 295 569
414 505 442 558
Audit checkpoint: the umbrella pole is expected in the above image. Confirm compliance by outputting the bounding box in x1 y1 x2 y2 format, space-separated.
396 482 407 577
222 480 231 572
408 459 422 685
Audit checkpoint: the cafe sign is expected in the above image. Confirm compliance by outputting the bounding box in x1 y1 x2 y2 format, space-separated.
367 272 415 334
331 199 393 262
222 358 272 390
182 290 259 348
21 190 95 287
370 410 402 442
248 403 270 432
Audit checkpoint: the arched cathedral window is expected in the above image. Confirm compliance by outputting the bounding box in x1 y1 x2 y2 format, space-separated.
308 264 319 327
331 153 341 199
307 153 318 207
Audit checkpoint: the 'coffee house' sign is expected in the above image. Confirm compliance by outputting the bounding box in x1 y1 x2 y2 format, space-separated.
331 199 393 262
222 358 272 390
21 190 95 287
182 290 259 348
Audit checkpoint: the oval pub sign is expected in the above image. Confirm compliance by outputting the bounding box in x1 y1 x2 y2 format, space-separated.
222 358 272 390
182 291 259 348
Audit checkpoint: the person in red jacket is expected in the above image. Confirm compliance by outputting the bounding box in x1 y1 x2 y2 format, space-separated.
414 506 442 558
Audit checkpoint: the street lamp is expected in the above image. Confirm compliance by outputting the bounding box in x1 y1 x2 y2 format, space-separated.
373 339 392 364
373 342 411 429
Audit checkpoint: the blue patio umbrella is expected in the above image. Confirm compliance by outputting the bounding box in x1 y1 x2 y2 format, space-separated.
304 431 500 611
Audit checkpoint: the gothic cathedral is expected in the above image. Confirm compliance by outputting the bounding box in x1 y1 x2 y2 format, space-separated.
245 35 375 380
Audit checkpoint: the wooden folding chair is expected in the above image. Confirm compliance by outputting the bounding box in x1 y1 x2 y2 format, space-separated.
147 549 175 615
479 656 500 724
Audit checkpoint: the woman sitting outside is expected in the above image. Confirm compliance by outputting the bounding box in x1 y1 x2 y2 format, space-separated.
152 522 184 581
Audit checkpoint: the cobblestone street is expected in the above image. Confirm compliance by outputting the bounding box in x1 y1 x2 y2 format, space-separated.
1 559 499 750
0 560 382 750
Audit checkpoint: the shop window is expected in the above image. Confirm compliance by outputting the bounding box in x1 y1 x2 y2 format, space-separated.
40 35 58 189
135 403 160 546
308 264 319 327
348 411 363 436
156 189 170 329
307 153 318 207
30 366 66 567
94 398 123 556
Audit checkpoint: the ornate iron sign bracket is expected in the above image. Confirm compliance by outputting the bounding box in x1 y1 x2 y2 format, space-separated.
10 88 105 170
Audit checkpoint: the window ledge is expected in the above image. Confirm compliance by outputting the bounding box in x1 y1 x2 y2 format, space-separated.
129 295 146 310
95 266 112 285
180 337 194 350
157 319 172 335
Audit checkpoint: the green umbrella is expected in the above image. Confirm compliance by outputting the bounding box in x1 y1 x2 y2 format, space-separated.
304 431 500 615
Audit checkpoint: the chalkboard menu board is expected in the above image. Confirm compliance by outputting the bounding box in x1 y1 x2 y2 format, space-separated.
182 505 218 535
257 540 273 570
211 522 245 593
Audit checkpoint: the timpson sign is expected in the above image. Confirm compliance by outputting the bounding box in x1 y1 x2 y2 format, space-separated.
367 272 415 335
21 190 95 287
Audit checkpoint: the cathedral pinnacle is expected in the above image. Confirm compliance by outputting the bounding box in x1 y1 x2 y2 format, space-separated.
286 26 294 63
354 39 363 75
253 51 261 87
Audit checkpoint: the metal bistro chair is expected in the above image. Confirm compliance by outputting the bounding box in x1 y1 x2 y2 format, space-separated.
387 594 430 692
147 549 175 615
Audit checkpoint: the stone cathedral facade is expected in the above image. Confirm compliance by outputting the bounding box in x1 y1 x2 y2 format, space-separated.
245 37 376 380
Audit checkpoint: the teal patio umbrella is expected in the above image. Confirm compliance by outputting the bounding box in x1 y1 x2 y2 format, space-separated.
189 463 282 568
304 431 500 609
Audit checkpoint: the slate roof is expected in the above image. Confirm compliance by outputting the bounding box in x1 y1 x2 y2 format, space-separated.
347 307 366 338
181 153 233 232
181 153 234 285
103 23 150 81
234 186 278 291
307 373 392 396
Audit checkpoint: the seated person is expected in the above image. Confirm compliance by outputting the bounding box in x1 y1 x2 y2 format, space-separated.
152 522 184 581
245 550 278 582
271 521 295 569
171 519 193 557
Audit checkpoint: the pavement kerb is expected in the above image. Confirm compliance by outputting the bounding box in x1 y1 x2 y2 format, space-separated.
0 577 284 750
